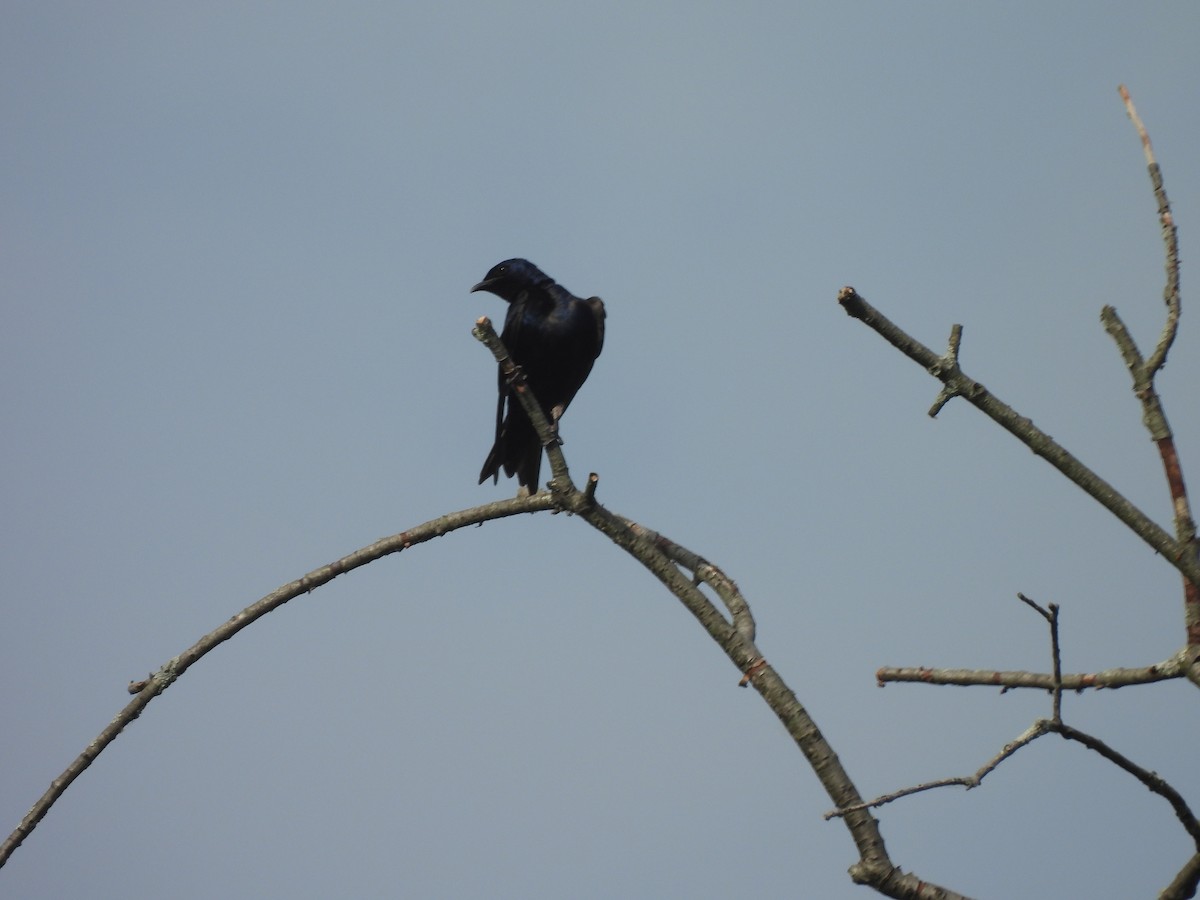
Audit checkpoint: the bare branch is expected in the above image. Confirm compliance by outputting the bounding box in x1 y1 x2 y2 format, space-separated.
827 721 1051 819
928 324 964 417
1118 84 1181 377
838 286 1200 590
876 660 1183 691
472 316 574 493
1050 721 1200 848
879 598 1194 693
848 861 978 900
1016 591 1052 623
871 586 1200 880
1099 293 1195 552
840 89 1199 892
1101 88 1200 655
2 318 770 872
615 514 757 643
0 491 559 868
1016 595 1064 720
470 322 974 898
1161 852 1200 900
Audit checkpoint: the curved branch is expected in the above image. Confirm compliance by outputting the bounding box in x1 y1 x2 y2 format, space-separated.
0 492 557 868
471 320 969 898
1162 852 1200 900
0 320 984 900
1051 722 1200 848
614 514 757 643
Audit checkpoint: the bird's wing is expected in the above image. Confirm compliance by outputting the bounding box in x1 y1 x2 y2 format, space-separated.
586 297 606 358
494 294 529 427
492 389 505 441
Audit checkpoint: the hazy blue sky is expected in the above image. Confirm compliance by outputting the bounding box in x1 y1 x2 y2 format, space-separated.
3 3 1199 897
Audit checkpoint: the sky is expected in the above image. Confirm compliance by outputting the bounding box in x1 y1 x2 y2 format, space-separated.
3 3 1200 898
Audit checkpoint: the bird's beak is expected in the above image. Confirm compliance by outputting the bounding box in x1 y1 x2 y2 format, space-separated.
470 278 493 293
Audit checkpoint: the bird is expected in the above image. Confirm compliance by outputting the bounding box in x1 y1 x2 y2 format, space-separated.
472 259 605 494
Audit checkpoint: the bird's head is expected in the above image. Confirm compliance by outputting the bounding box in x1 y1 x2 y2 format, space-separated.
471 258 550 302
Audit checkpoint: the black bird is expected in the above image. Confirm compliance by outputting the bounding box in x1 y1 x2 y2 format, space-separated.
473 259 605 494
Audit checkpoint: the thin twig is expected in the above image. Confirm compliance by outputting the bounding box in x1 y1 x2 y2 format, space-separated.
1016 594 1065 720
1050 722 1200 848
1118 84 1181 377
1048 603 1062 718
1015 595 1065 721
1110 88 1199 657
827 721 1051 819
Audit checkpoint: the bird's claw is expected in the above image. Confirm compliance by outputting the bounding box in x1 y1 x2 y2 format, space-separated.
545 405 566 447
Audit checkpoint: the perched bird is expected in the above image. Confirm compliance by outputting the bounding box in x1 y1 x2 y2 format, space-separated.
473 259 606 494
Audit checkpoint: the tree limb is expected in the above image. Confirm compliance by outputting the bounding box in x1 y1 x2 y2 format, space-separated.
0 491 558 867
877 656 1187 691
472 319 970 898
838 287 1200 591
0 321 977 899
1109 86 1199 657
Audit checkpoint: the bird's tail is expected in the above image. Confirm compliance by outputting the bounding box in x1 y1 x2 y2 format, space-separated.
478 441 503 485
514 442 541 494
478 421 542 493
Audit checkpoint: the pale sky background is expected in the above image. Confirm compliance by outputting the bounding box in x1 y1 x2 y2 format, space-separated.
3 3 1200 898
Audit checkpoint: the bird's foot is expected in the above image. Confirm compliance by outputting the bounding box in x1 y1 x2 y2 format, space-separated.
505 363 526 385
545 405 566 447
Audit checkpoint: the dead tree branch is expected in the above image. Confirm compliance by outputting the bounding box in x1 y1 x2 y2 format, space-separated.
1 318 977 899
826 720 1050 819
1109 86 1199 659
471 317 974 900
839 88 1199 895
838 287 1200 591
839 596 1200 897
876 655 1188 691
0 491 559 867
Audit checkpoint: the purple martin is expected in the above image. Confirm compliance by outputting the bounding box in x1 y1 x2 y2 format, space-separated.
472 259 605 494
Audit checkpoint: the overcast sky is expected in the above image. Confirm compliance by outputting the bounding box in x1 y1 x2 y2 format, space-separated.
3 3 1200 898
